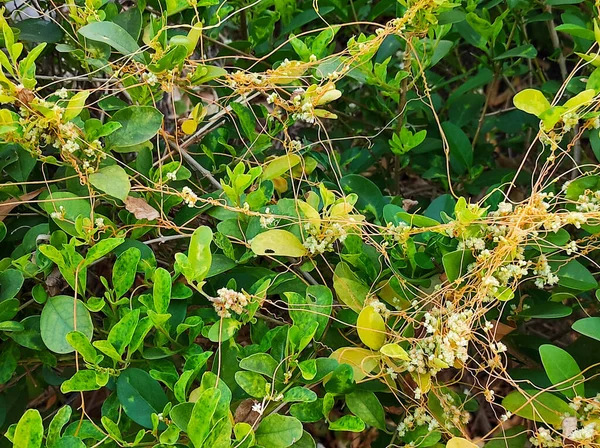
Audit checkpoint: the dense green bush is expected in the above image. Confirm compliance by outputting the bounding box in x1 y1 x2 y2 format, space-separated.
1 0 600 447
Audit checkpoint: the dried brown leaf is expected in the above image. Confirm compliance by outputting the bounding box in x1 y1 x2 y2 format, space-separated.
124 196 159 221
0 188 44 222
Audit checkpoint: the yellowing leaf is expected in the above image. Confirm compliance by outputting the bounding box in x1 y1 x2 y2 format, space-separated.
330 347 379 381
564 89 596 110
447 437 479 448
380 343 410 361
333 262 368 312
576 52 600 68
63 90 90 121
357 306 386 350
411 371 431 394
181 119 197 135
513 89 551 117
250 230 307 257
262 154 302 180
297 200 321 231
272 176 288 193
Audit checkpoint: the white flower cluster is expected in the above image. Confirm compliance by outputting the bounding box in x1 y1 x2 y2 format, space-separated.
209 288 249 318
438 392 471 428
291 90 316 124
530 428 561 447
562 112 579 132
396 407 439 436
457 237 485 251
142 72 158 86
533 255 559 289
569 422 596 444
576 190 600 213
50 206 65 220
365 296 390 318
302 222 348 255
181 186 198 207
407 303 472 376
385 222 411 244
259 207 275 228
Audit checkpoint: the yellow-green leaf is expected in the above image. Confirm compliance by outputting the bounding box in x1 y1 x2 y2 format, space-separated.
564 89 596 110
63 91 90 121
447 437 479 448
250 230 307 257
380 343 410 360
357 306 386 350
513 89 551 117
262 154 302 180
330 347 379 381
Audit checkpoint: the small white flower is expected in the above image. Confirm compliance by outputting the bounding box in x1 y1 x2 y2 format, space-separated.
95 218 105 228
181 186 198 207
166 171 177 181
251 401 265 414
56 88 68 99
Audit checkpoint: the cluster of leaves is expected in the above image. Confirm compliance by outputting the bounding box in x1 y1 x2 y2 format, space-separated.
2 0 600 447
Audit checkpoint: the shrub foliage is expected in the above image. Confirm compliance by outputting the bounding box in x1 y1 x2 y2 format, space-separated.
1 0 600 447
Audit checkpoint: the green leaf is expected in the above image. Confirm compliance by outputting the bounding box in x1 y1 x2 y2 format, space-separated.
555 23 595 40
325 363 355 395
40 296 93 354
441 121 473 174
333 262 368 312
108 309 140 355
513 89 551 117
89 165 130 201
60 370 101 393
557 260 597 291
255 414 303 448
105 106 163 148
47 405 72 446
442 250 475 283
501 389 575 425
66 331 97 364
78 21 144 63
14 19 63 43
328 415 365 432
116 368 169 429
0 299 18 322
587 68 600 92
287 285 333 340
153 268 172 314
251 230 307 257
40 191 91 237
572 317 600 341
290 431 316 448
235 371 268 398
13 409 43 448
283 387 317 403
0 269 23 301
187 226 213 283
188 387 221 448
239 353 279 378
345 391 386 430
539 344 585 398
494 44 537 60
262 154 302 180
63 91 90 122
51 436 86 448
207 318 240 342
82 237 124 268
112 247 140 298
